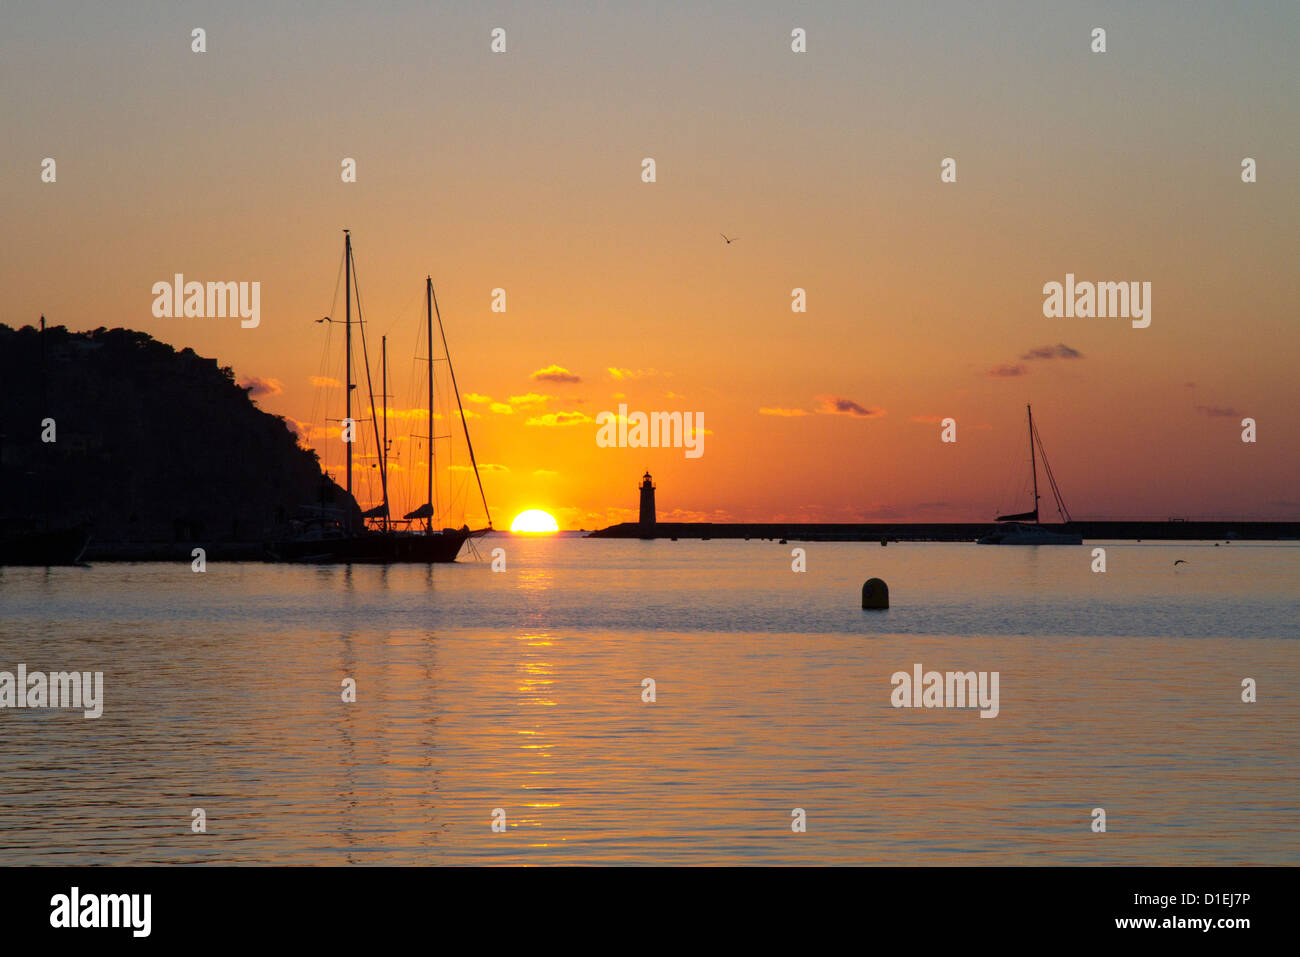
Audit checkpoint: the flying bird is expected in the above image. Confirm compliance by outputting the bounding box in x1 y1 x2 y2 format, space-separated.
720 233 739 245
1173 559 1188 565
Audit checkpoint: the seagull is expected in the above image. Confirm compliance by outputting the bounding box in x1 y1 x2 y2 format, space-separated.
1173 559 1188 565
720 233 739 245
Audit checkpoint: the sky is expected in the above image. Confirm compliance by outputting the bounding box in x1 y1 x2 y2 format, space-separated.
2 1 1297 529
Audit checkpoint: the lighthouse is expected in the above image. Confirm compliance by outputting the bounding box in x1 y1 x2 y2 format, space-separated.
638 471 656 531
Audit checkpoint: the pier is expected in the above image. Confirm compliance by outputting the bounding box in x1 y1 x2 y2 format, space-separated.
587 521 1300 542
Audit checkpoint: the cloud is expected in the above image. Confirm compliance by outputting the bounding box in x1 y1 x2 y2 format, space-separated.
532 364 581 384
299 423 340 441
815 395 885 418
309 375 341 388
1020 343 1083 360
533 469 559 478
608 367 656 380
379 407 429 423
507 393 552 408
760 398 886 418
910 414 943 423
450 462 509 472
463 392 537 413
1196 405 1242 418
989 364 1028 378
525 411 593 427
240 375 283 397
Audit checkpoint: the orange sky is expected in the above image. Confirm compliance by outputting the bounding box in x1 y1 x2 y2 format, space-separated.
3 2 1297 528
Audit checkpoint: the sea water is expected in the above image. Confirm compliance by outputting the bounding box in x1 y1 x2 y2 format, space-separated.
0 537 1296 864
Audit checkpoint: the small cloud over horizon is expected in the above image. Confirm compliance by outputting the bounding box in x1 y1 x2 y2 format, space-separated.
815 395 885 418
507 393 551 408
760 396 884 419
1020 343 1083 360
465 391 553 414
526 410 592 427
532 364 581 384
608 367 657 380
240 375 283 398
989 364 1028 378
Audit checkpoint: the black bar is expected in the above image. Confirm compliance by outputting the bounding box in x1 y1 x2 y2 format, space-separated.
0 866 1283 944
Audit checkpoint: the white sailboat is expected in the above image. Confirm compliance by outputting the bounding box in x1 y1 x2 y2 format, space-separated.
978 404 1082 545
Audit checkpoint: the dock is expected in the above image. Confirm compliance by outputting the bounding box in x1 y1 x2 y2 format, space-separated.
586 521 1300 542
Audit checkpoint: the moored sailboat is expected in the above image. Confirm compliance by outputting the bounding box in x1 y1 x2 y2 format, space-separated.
268 232 490 563
977 404 1082 545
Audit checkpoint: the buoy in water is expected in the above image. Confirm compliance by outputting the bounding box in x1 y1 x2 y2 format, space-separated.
861 578 889 609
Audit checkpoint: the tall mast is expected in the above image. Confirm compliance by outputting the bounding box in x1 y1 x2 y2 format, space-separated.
381 334 389 531
344 229 353 534
349 241 387 532
1027 403 1039 524
426 277 434 536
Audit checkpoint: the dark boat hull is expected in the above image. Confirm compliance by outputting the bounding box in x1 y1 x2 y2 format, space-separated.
268 528 478 564
0 528 91 566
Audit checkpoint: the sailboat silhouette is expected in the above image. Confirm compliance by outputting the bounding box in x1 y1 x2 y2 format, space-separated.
977 404 1082 545
269 232 491 562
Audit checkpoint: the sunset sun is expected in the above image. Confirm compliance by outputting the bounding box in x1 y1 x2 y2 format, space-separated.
510 509 559 533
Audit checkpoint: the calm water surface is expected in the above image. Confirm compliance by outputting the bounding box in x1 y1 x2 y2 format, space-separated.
1 537 1297 864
